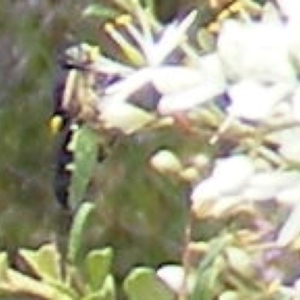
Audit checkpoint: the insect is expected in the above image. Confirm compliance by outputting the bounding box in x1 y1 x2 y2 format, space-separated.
51 43 102 209
52 123 78 209
50 43 100 135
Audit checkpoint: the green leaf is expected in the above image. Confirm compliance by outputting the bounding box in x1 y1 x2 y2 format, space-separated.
83 275 116 300
67 202 95 264
124 267 174 300
68 125 99 210
85 248 113 291
19 244 62 282
0 268 74 300
99 275 116 300
191 266 220 300
82 4 119 19
191 237 228 300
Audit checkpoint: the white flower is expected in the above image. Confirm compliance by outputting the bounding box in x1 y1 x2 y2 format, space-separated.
243 171 300 202
157 265 194 293
158 54 226 115
144 11 197 66
276 0 300 20
218 19 296 83
151 67 204 94
99 63 220 131
95 11 206 132
227 79 294 121
105 65 205 99
267 127 300 164
191 155 255 216
192 153 300 218
271 0 300 71
99 96 155 134
105 10 197 67
104 68 154 99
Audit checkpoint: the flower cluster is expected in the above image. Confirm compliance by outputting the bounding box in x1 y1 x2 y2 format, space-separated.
71 0 300 297
88 0 300 131
87 0 300 235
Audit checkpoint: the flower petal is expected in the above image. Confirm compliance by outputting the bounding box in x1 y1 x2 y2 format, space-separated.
218 20 295 82
152 66 202 94
191 155 254 204
99 101 155 134
227 80 292 120
148 10 197 65
277 204 300 246
157 55 226 114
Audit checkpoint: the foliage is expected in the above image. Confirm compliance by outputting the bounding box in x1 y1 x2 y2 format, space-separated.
0 205 116 300
2 0 300 299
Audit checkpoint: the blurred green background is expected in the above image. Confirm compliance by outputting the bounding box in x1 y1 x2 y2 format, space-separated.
0 0 218 283
0 0 96 251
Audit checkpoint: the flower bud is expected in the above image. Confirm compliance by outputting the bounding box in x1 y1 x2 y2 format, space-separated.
150 150 182 175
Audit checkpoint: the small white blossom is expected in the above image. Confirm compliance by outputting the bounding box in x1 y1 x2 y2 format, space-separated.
104 68 154 99
243 171 300 202
198 155 255 196
95 11 205 132
278 185 300 206
151 66 203 94
157 265 194 293
158 86 213 116
144 11 197 66
276 0 300 20
191 155 255 215
99 98 155 134
267 127 300 164
227 80 294 121
158 54 226 114
192 153 300 218
218 19 296 83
